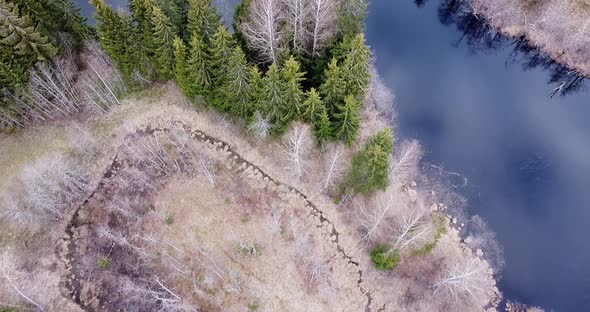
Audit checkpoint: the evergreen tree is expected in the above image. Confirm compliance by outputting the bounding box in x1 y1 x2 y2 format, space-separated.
150 5 175 80
338 0 367 38
0 0 57 60
186 33 210 98
207 25 235 109
187 0 221 41
320 57 346 113
282 56 305 121
333 94 360 145
248 64 262 113
344 128 393 196
130 0 156 75
313 103 332 143
260 63 291 136
223 46 252 118
14 0 91 47
342 33 371 99
299 87 323 123
91 0 139 80
173 35 190 95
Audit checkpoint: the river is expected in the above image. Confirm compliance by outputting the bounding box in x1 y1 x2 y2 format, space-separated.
76 0 590 310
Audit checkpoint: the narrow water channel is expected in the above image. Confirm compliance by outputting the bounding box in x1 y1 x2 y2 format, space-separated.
366 1 590 311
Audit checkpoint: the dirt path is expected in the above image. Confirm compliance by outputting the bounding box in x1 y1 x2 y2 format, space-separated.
61 121 383 311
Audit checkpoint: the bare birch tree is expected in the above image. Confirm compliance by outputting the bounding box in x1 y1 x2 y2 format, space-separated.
389 139 422 187
282 124 311 180
249 111 272 141
432 258 492 302
357 190 395 241
284 0 307 52
306 0 338 56
321 143 347 190
240 0 284 63
0 250 46 311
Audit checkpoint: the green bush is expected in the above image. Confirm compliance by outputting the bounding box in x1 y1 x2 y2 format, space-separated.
97 257 111 269
344 129 394 196
165 214 174 225
370 244 400 270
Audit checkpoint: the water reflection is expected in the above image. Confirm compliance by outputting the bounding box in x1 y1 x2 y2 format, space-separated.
422 0 586 97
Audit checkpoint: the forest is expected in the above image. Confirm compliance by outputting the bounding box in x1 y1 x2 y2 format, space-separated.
0 0 509 311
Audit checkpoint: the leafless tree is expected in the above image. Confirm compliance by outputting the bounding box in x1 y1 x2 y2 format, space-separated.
284 0 307 52
464 215 505 272
306 0 338 56
357 190 395 241
67 123 99 160
366 65 396 123
389 140 422 187
0 251 45 311
391 205 433 251
26 57 81 118
321 144 347 190
249 111 272 141
0 152 88 227
282 124 311 180
120 277 196 312
78 40 125 113
240 0 284 63
124 135 176 177
432 258 491 302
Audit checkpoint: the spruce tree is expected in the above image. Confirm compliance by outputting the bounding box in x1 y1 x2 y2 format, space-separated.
130 0 156 75
282 56 305 122
150 5 175 80
342 33 371 99
0 0 57 60
313 103 332 143
173 35 190 95
260 63 291 136
248 64 262 113
186 33 210 98
333 94 360 145
344 129 393 196
187 0 221 41
320 57 346 113
223 46 252 118
299 88 323 123
338 0 367 38
91 0 139 80
207 25 234 110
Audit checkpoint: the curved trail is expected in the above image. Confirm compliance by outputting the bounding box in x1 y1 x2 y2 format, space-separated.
61 120 383 311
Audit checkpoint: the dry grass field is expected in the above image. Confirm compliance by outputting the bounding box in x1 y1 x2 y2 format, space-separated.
0 83 499 311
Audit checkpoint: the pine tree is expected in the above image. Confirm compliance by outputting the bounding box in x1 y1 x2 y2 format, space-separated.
320 57 346 113
260 63 292 136
333 94 360 145
223 46 252 118
282 56 305 121
344 128 393 196
186 33 210 98
299 87 323 123
150 5 175 80
313 103 332 143
173 35 190 95
207 25 235 110
0 0 57 60
342 33 371 99
187 0 221 41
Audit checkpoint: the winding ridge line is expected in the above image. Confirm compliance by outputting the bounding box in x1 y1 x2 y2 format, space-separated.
61 120 384 311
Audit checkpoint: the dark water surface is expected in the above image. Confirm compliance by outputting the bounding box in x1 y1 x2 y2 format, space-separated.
366 1 590 311
76 0 590 310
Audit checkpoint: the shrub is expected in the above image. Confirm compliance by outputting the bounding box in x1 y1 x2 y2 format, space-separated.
97 257 111 269
411 213 448 257
344 129 394 196
165 214 174 225
371 244 400 270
